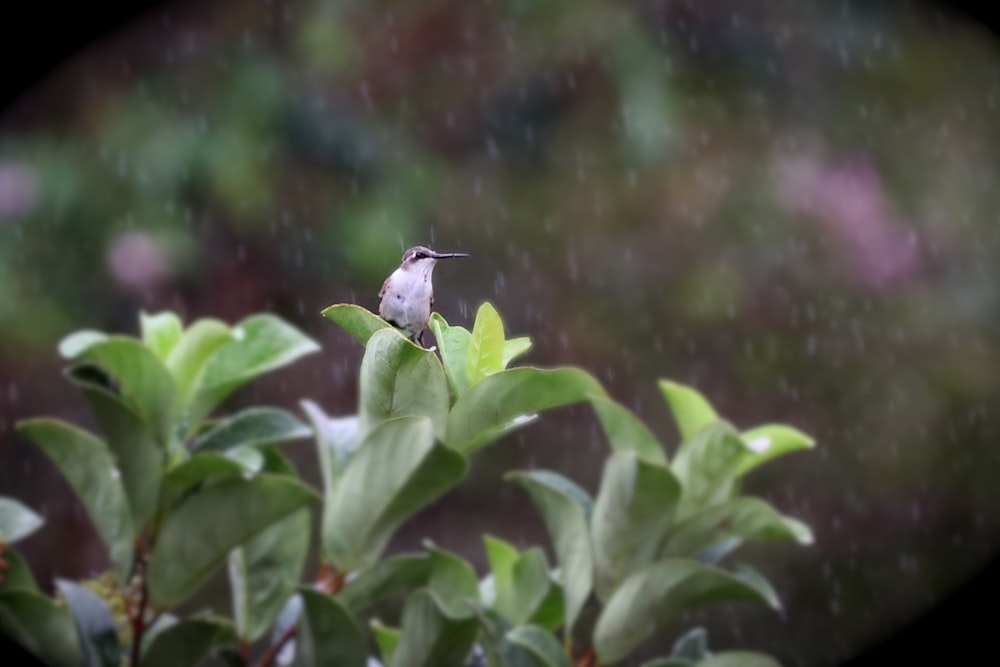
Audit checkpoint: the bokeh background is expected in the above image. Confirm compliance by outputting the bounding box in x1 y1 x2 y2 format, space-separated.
2 1 999 665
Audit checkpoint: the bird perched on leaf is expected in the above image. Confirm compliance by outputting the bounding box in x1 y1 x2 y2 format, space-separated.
379 245 469 346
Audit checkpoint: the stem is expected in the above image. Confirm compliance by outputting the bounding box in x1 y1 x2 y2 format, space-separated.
128 538 151 667
574 648 597 667
253 623 295 667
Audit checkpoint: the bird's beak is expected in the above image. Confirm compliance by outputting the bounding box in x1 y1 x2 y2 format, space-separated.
430 251 470 259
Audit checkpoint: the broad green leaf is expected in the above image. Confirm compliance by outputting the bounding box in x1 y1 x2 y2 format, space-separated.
372 618 402 663
465 302 506 385
696 651 782 667
528 580 565 632
502 337 532 368
670 421 748 519
299 400 360 496
0 549 38 592
57 330 107 359
593 560 780 663
224 445 265 475
737 424 815 476
159 452 245 510
483 534 520 600
448 367 606 453
337 553 432 613
0 590 84 667
658 380 719 442
671 627 710 662
139 613 178 656
494 548 554 626
659 498 812 560
75 338 176 446
591 451 681 600
324 417 467 571
164 319 236 410
140 311 183 360
294 590 367 667
321 303 393 345
639 659 694 667
428 312 472 396
148 474 318 607
66 364 163 528
55 579 121 667
424 543 480 620
589 395 667 464
389 589 479 667
506 470 593 636
141 618 236 667
229 451 310 642
16 419 134 576
195 407 311 452
506 624 572 667
358 328 449 440
0 497 43 544
192 314 321 420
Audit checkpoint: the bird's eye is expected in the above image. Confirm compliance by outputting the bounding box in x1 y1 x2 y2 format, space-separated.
413 252 426 260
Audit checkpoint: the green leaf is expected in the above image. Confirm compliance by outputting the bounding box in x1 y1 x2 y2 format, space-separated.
495 547 555 626
140 311 183 360
57 330 107 359
192 314 321 420
336 553 432 613
593 560 780 663
229 451 310 643
55 578 121 667
428 312 472 396
671 627 710 662
737 424 815 476
447 367 606 453
195 407 311 452
0 590 84 667
148 474 318 607
465 302 506 385
299 400 360 497
321 303 393 345
0 497 43 544
528 580 565 632
424 543 480 620
506 470 593 636
696 651 782 667
639 659 694 667
141 618 236 667
472 606 542 667
372 618 402 663
159 452 245 510
65 364 163 528
591 451 681 600
483 534 520 601
659 498 813 560
502 337 532 368
389 589 479 667
0 549 39 592
670 421 748 519
15 419 134 576
658 380 719 442
294 590 367 667
164 319 237 411
75 338 177 446
589 395 667 464
323 416 467 571
358 328 450 440
506 624 572 667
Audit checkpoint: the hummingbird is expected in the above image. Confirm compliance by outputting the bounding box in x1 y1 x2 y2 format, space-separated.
378 245 469 346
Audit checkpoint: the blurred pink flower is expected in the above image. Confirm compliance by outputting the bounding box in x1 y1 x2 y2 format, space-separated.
775 154 922 290
0 163 40 220
106 231 169 289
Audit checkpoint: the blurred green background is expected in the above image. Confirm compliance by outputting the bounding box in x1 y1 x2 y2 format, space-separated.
2 1 999 665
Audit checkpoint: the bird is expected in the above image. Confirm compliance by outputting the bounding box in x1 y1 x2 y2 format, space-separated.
378 245 469 346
